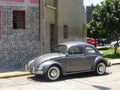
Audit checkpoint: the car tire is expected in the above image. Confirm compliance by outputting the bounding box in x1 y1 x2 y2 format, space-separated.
95 62 106 75
46 66 60 81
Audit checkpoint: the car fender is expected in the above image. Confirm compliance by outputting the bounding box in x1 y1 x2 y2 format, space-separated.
92 56 107 70
41 60 65 75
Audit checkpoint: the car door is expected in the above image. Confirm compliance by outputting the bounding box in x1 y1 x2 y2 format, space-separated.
84 46 98 70
65 46 86 72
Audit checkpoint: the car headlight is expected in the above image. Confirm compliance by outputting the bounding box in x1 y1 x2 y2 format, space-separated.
38 65 43 71
28 60 34 67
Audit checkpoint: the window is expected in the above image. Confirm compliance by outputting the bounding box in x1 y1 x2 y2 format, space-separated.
50 24 55 52
68 46 84 55
63 25 68 39
13 10 25 29
86 47 96 54
30 0 39 3
0 10 1 39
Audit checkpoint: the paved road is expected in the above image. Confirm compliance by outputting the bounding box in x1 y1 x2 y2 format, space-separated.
0 65 120 90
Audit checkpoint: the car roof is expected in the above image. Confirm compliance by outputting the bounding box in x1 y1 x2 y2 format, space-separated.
59 41 92 48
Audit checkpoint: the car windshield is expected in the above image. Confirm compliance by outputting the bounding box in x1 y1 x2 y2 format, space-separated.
54 45 67 54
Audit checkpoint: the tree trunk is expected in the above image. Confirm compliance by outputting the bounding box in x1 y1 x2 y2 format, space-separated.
114 31 119 55
114 45 117 55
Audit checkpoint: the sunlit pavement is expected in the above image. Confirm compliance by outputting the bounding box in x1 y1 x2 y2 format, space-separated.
0 65 120 90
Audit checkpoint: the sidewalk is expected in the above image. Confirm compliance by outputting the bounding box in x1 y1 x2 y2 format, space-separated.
0 59 120 78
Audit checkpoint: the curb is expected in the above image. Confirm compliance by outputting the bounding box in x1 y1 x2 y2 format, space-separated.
0 71 31 78
111 62 120 65
109 60 120 66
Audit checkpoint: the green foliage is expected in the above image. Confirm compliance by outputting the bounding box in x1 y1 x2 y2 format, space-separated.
87 0 120 54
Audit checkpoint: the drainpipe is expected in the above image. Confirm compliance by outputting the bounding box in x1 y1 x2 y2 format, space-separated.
39 0 46 55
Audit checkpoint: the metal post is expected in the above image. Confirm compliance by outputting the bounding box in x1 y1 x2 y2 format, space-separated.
39 0 46 55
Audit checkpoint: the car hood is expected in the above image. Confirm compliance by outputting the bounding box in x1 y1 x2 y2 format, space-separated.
30 53 65 67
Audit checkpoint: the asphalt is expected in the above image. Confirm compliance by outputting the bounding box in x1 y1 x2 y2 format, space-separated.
0 59 120 78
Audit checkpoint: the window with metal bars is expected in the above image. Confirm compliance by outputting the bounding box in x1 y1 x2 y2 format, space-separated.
13 10 25 29
0 10 1 39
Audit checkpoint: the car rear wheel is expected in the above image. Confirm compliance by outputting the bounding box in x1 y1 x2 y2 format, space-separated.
95 62 106 75
46 66 60 81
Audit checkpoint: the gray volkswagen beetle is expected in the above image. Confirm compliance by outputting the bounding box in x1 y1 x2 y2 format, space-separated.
26 42 111 81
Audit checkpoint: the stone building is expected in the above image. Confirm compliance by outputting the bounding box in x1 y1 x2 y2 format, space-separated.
0 0 86 71
0 0 40 70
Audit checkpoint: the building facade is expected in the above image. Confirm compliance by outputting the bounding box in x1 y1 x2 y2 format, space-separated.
0 0 86 71
41 0 87 53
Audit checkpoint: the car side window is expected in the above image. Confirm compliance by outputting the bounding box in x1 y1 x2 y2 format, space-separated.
85 47 96 54
68 46 84 55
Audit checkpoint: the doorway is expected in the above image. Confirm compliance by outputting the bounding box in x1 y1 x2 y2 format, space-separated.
50 24 58 52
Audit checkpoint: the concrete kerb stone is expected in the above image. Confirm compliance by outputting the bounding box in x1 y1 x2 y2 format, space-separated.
0 71 31 78
110 59 120 65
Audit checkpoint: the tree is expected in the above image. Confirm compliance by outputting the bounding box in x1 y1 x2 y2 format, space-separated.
88 0 120 55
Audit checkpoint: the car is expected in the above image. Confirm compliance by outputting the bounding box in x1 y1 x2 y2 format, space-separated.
110 40 120 47
97 38 106 46
26 41 111 81
87 38 99 46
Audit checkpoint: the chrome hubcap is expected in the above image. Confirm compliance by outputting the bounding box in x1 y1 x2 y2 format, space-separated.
99 65 105 72
50 69 57 77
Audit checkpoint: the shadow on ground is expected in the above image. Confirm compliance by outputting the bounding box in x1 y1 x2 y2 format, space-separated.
27 72 110 83
92 85 111 90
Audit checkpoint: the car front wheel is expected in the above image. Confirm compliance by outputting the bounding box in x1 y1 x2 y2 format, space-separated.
95 62 106 75
46 66 60 81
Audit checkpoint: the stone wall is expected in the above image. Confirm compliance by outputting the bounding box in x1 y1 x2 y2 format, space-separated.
0 5 40 70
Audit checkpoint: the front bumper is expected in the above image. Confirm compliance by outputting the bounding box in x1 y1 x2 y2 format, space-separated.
106 61 112 67
25 64 44 75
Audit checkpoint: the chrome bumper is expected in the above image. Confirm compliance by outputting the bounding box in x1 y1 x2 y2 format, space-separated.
107 61 112 67
25 64 43 75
